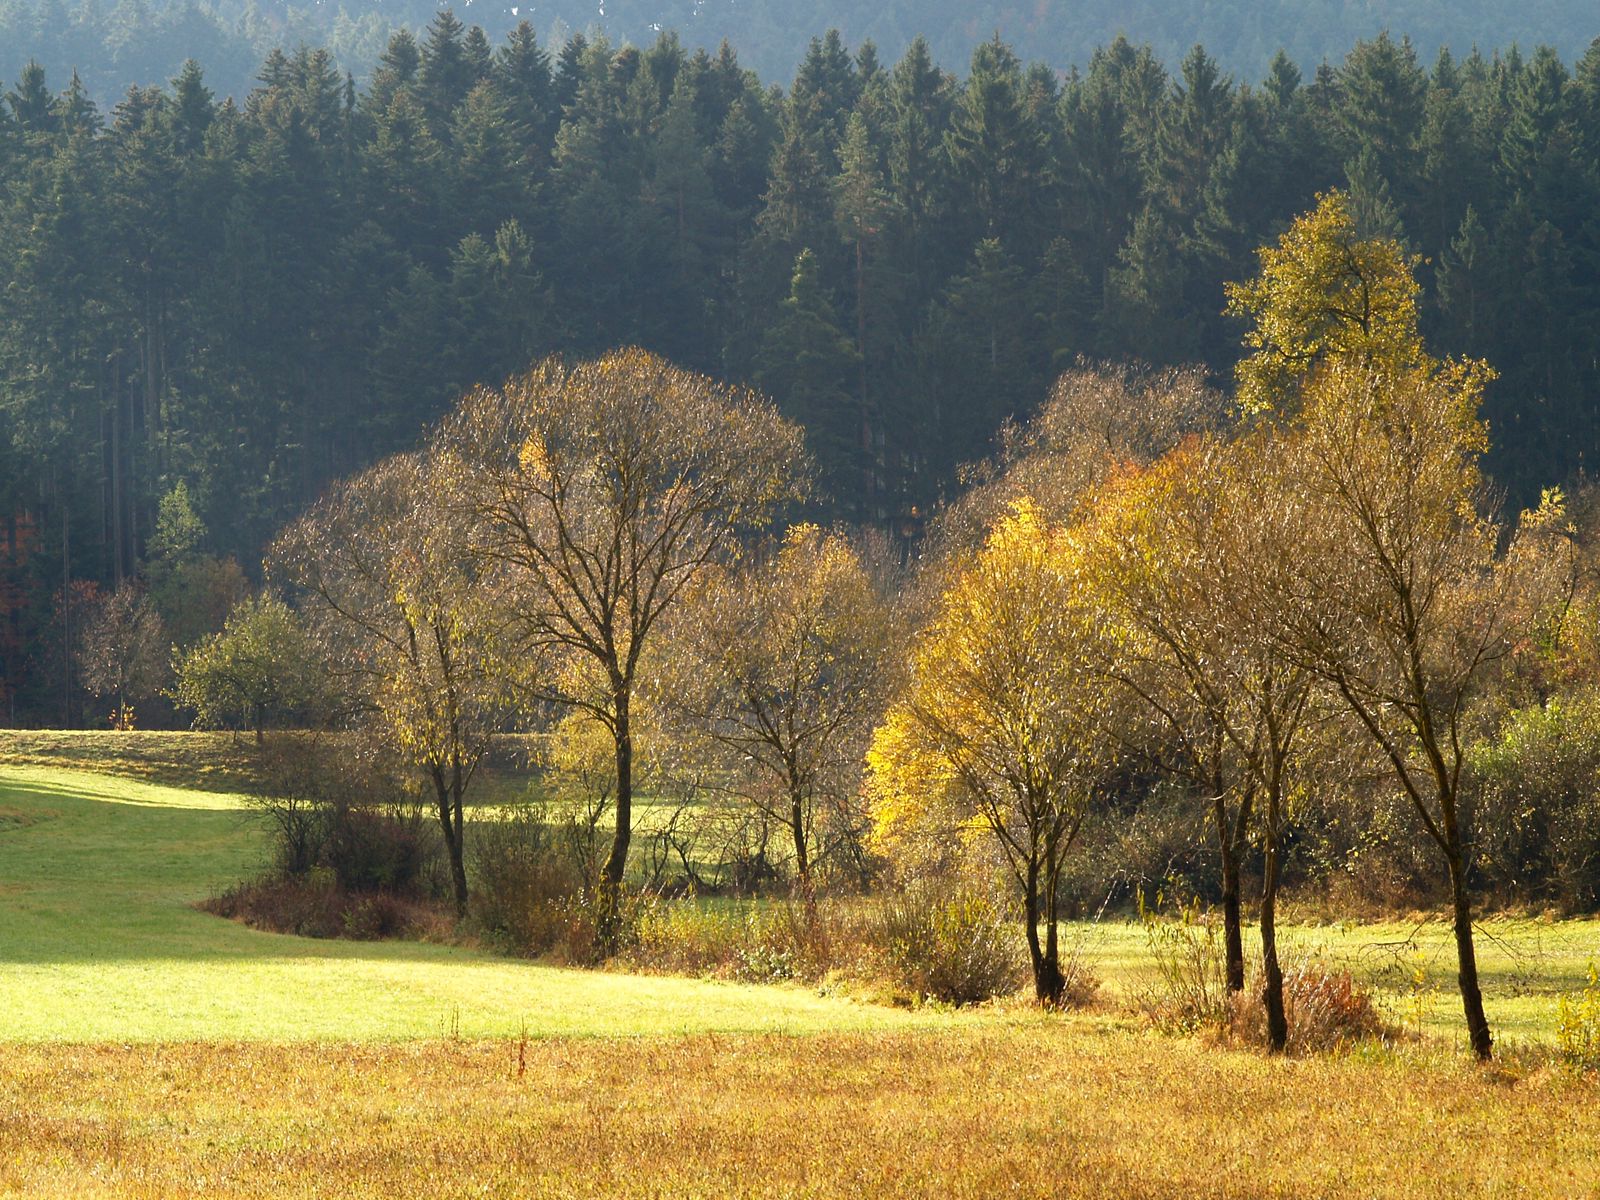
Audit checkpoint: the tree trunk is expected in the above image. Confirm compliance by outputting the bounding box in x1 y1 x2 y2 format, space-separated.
789 787 809 883
1214 790 1246 993
60 491 72 728
1041 864 1064 1006
1446 846 1493 1060
599 689 633 953
1023 859 1064 1004
434 767 469 918
1260 798 1288 1053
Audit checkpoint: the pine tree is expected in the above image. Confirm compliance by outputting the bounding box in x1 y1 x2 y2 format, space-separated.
755 249 862 517
944 36 1051 251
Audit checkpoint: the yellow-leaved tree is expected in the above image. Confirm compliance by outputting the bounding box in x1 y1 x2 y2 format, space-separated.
1227 189 1524 1059
867 499 1125 1004
1226 189 1427 415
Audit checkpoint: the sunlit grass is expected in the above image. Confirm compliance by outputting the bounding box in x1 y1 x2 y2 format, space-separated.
0 764 950 1042
4 1027 1598 1198
3 750 1599 1050
1061 912 1600 1047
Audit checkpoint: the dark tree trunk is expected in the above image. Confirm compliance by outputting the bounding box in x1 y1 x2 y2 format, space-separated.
1214 789 1246 993
599 688 632 952
1042 872 1063 1005
789 787 809 883
1023 858 1064 1004
433 767 469 918
1260 802 1288 1053
1446 847 1493 1060
61 492 72 728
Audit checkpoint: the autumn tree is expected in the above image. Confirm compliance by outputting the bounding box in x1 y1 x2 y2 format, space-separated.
1225 188 1425 415
438 349 807 941
868 500 1124 1003
270 451 508 917
1093 434 1330 1047
1228 191 1519 1058
172 594 322 743
654 524 893 887
80 580 168 728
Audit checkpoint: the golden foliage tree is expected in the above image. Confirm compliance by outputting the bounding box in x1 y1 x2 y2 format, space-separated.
868 500 1124 1003
1086 441 1315 1049
1225 189 1426 415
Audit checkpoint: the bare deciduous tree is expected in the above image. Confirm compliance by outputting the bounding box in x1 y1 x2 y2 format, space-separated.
653 525 892 888
80 580 168 727
270 452 507 916
438 349 807 942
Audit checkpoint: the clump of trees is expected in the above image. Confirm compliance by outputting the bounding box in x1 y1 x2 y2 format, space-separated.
871 192 1575 1055
89 189 1600 1061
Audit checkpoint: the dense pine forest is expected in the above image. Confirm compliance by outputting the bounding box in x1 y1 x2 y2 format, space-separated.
3 17 1600 722
10 0 1600 104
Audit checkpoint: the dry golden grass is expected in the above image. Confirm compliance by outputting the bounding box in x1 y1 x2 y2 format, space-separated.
3 1023 1597 1199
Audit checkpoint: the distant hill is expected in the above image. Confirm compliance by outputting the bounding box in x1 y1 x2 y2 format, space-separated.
5 0 1599 104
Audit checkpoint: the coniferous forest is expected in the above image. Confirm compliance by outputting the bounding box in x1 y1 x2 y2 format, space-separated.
11 0 1600 105
4 17 1600 722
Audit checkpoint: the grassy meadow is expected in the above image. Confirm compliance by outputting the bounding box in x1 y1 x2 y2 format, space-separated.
3 733 1600 1196
5 1031 1600 1198
0 761 949 1042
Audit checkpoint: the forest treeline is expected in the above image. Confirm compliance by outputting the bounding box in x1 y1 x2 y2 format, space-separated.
10 0 1600 104
4 17 1600 720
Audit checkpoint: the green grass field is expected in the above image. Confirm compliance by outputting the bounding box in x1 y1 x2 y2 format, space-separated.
0 762 955 1042
2 744 1597 1047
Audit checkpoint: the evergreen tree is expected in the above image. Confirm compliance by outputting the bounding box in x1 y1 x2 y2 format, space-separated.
756 249 862 516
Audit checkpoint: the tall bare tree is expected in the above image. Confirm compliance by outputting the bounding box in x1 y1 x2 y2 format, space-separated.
1088 439 1314 1049
1264 358 1510 1059
438 349 807 940
654 525 893 887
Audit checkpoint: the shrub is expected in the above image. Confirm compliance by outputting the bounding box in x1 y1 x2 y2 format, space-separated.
1134 892 1230 1033
1469 693 1600 912
626 895 876 983
879 878 1026 1006
1557 961 1600 1074
630 900 755 976
323 802 434 894
250 738 443 898
468 803 591 957
1227 959 1388 1052
203 870 429 941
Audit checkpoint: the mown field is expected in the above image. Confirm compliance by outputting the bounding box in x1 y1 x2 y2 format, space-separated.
3 733 1600 1197
0 761 948 1041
